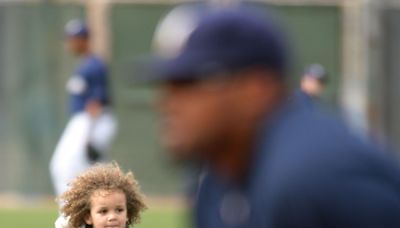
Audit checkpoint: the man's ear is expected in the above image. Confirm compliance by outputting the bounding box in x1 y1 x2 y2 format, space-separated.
84 214 93 225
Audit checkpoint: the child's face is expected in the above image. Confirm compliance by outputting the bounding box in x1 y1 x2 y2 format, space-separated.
85 189 128 228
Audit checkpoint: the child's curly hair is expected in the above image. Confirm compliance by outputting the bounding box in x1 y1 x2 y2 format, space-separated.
59 162 146 228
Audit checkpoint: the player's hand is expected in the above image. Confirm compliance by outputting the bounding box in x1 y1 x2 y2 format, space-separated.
85 100 102 118
87 143 102 163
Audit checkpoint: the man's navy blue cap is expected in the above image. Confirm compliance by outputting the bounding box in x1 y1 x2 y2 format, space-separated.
145 8 289 82
64 19 89 38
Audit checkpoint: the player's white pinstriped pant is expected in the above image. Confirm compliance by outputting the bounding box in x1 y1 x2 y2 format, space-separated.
49 111 117 197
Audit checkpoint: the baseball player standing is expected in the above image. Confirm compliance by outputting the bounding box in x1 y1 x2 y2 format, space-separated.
50 19 117 197
294 63 328 109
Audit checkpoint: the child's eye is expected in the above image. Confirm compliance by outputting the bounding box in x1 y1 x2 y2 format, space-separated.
98 209 108 214
116 208 125 213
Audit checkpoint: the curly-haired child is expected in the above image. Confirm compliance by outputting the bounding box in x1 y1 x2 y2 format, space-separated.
55 163 146 228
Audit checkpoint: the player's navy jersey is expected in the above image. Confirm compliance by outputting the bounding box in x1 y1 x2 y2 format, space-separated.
67 55 111 114
292 89 317 110
195 96 400 228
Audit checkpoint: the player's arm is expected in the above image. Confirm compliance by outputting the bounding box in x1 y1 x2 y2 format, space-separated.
85 97 103 162
84 70 107 162
85 70 107 118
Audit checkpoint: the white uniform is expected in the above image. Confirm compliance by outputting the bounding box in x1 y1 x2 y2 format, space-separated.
50 111 117 196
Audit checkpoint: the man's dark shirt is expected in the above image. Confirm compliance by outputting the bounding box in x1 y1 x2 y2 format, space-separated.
293 89 317 110
195 96 400 228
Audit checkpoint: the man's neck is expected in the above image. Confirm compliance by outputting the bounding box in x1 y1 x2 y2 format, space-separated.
211 125 256 183
208 93 286 183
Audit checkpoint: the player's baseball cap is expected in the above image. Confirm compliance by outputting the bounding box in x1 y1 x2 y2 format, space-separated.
64 19 89 38
142 7 289 82
303 64 328 83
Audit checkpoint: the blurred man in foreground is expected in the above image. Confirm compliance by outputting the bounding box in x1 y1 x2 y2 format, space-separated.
147 8 400 228
50 19 117 197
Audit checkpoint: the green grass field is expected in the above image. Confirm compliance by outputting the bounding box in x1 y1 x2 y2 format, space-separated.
0 206 189 228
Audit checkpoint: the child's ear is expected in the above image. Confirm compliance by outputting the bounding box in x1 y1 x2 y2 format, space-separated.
85 214 93 225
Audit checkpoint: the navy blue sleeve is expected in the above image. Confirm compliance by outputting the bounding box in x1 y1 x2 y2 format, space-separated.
87 69 107 103
271 176 400 228
316 176 400 228
272 169 400 228
82 59 108 104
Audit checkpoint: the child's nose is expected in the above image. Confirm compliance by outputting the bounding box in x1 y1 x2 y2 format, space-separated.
108 212 118 221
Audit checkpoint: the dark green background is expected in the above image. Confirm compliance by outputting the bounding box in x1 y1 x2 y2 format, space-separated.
109 3 341 194
0 2 341 195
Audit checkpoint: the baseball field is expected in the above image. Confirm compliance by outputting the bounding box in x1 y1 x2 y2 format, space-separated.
0 204 188 227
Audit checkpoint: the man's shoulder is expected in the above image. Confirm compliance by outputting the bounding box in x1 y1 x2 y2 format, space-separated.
257 108 396 189
270 107 352 153
79 55 107 75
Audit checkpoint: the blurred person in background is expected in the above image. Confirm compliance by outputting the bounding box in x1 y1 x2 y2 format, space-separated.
50 19 117 197
294 63 328 109
145 6 400 228
151 3 208 205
